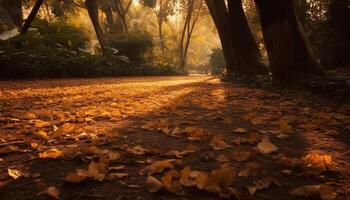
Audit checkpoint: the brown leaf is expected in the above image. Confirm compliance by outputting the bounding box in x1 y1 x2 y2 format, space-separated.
180 167 195 187
45 186 60 200
210 135 231 150
64 173 87 183
232 150 254 162
127 145 147 155
146 176 163 193
257 138 278 154
184 127 205 141
290 185 337 200
215 154 230 163
139 159 176 176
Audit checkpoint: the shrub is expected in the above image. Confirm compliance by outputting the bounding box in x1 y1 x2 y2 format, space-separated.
108 30 154 63
209 48 225 75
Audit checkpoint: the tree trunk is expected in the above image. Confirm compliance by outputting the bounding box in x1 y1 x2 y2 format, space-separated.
85 0 106 53
227 0 265 73
0 0 23 27
254 0 325 82
205 0 239 74
20 0 43 34
157 0 165 51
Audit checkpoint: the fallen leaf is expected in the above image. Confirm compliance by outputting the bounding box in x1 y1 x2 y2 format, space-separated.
8 168 23 180
139 159 177 176
180 167 195 187
0 145 20 155
257 138 278 154
127 145 147 155
191 171 208 190
146 176 163 193
36 130 49 140
45 186 60 200
64 173 87 183
108 173 128 180
161 170 184 194
238 162 259 177
215 154 230 163
247 177 279 196
210 134 231 150
233 128 247 134
184 127 205 141
39 149 64 159
35 120 52 128
303 153 332 172
76 161 107 181
232 150 254 162
290 185 336 200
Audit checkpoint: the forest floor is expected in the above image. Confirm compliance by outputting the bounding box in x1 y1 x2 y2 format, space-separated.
0 76 349 200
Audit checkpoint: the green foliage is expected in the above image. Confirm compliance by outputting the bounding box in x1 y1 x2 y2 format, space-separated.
0 19 179 79
108 31 154 63
209 48 225 75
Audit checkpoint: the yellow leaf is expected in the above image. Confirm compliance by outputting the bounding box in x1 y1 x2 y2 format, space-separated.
36 130 49 140
8 168 23 180
303 153 332 172
39 149 64 159
146 176 163 193
35 120 52 128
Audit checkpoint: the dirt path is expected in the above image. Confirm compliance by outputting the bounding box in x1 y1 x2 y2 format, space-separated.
0 76 349 200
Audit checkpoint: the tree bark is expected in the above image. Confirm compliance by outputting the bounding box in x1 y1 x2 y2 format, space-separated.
227 0 265 73
85 0 106 53
20 0 43 34
254 0 325 82
0 0 23 27
157 0 165 51
205 0 239 74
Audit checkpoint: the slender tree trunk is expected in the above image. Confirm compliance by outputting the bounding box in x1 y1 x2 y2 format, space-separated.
178 1 191 70
157 0 165 51
20 0 43 34
85 0 106 53
227 0 265 73
104 6 115 35
254 0 324 82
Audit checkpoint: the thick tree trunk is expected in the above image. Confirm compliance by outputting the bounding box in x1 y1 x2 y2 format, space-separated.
227 0 265 73
255 0 325 82
85 0 106 53
205 0 237 74
20 0 43 34
0 0 23 27
206 0 264 75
